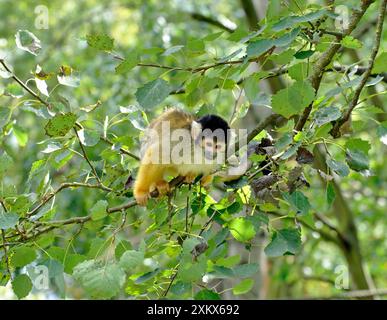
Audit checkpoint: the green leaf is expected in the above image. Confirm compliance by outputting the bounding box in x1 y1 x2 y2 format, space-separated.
288 62 309 81
269 48 296 64
178 256 207 282
73 260 126 299
233 278 254 295
64 254 87 274
90 200 108 221
0 212 19 230
283 191 311 216
135 79 172 109
294 50 315 59
264 228 301 257
326 158 350 177
314 106 341 126
271 80 315 118
11 195 31 214
194 289 221 300
86 34 114 51
216 255 241 268
44 113 77 137
15 30 41 55
170 282 192 295
246 39 274 58
186 39 205 52
13 124 28 147
162 45 184 56
229 217 256 242
345 138 370 171
119 250 144 271
12 274 33 299
272 9 327 31
232 263 259 278
77 129 100 147
0 152 13 178
11 246 36 268
134 268 160 284
243 74 261 104
341 36 363 49
115 51 139 74
346 150 369 171
115 240 133 259
274 27 301 47
376 121 387 145
345 138 370 154
372 52 387 73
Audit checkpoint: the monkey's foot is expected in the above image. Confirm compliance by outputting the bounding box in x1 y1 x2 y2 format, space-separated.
156 180 170 195
134 191 149 206
184 173 197 184
200 175 213 187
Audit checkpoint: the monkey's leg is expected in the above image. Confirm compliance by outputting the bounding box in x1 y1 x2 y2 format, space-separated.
184 173 197 184
134 163 164 206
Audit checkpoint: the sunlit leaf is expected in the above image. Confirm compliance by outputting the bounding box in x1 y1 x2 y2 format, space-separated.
15 30 41 55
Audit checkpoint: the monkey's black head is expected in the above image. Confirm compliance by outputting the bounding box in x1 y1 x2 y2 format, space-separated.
194 114 230 160
197 114 230 144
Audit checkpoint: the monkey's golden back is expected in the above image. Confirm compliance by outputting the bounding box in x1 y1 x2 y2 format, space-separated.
140 108 195 159
149 108 194 131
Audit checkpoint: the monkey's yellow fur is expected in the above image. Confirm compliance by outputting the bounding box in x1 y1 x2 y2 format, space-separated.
134 108 216 206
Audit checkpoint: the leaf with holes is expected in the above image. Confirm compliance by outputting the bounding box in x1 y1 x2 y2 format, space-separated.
15 30 41 55
86 34 114 51
44 113 77 137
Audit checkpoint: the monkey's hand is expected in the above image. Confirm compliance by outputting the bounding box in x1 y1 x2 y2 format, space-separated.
134 190 149 207
200 175 213 187
155 180 170 195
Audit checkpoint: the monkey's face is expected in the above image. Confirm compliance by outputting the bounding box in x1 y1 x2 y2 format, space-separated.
200 135 226 160
191 114 230 164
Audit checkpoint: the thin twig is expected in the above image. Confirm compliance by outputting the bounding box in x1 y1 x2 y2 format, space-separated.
0 59 50 108
27 182 112 218
73 128 102 184
100 136 140 161
295 0 374 132
162 270 178 298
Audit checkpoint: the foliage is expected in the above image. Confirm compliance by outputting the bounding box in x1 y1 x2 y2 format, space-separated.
0 0 386 300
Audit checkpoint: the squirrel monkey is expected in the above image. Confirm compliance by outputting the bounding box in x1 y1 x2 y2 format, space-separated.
134 108 230 206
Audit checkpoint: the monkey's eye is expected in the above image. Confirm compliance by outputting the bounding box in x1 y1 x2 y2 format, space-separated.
215 144 224 150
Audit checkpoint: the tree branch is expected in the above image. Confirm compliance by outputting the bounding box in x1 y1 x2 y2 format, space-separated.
190 13 235 32
295 0 375 132
331 0 386 137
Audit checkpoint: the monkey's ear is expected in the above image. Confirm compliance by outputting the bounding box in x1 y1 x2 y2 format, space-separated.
191 121 202 140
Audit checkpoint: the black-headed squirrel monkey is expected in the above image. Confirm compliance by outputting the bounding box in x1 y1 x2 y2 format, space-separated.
134 108 230 206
